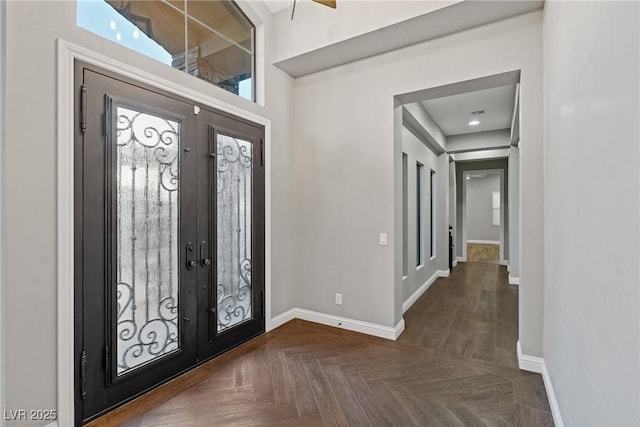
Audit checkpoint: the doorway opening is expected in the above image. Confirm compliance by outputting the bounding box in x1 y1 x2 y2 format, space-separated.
461 168 506 265
393 70 522 367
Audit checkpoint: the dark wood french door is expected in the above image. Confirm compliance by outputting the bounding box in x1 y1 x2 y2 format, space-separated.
74 62 265 425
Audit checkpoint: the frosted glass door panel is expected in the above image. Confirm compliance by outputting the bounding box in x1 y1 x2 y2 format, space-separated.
216 134 252 332
116 106 181 375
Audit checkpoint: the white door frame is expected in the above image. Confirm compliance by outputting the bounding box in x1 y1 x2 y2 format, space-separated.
56 39 272 427
461 169 505 263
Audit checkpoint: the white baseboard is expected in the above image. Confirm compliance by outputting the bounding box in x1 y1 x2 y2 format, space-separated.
517 340 543 373
269 308 297 330
507 263 511 272
517 341 565 426
452 259 458 267
542 361 565 427
437 269 450 278
271 308 402 341
467 239 500 245
403 272 439 313
393 318 406 339
509 275 520 285
499 260 508 266
456 256 466 262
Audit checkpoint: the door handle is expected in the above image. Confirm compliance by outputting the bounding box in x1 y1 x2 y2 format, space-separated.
186 242 197 270
200 241 211 267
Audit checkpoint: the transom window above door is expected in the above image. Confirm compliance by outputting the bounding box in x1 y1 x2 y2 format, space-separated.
77 0 255 101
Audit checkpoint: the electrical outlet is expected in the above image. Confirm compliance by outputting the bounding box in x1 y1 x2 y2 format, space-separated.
335 293 342 305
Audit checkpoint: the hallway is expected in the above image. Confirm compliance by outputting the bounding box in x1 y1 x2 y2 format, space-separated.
400 262 517 368
88 263 553 427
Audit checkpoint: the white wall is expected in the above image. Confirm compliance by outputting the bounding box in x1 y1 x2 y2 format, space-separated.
466 174 501 242
2 2 295 425
293 11 543 338
543 1 639 425
401 127 442 303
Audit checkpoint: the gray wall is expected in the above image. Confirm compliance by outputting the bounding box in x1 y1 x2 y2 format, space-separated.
0 2 5 425
543 1 639 425
435 152 450 274
2 2 295 425
295 11 543 331
455 159 509 258
466 174 501 242
448 160 457 259
508 146 520 279
400 127 443 303
447 129 511 153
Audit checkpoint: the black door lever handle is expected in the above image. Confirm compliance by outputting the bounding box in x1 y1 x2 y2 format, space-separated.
200 241 211 267
186 242 197 270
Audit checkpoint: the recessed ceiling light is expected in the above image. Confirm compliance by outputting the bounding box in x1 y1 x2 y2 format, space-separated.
469 120 480 126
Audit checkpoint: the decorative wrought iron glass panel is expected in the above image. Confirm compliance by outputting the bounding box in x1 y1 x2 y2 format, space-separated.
216 134 252 332
115 105 180 375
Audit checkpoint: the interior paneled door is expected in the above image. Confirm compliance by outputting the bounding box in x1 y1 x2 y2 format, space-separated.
75 62 265 425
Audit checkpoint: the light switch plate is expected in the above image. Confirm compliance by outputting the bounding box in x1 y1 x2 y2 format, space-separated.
379 233 388 246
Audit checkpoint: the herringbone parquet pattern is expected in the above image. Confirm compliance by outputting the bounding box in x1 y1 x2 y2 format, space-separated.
89 263 554 427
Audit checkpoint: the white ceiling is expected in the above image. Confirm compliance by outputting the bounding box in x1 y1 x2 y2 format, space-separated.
273 1 543 76
263 0 446 15
420 85 516 136
263 0 292 14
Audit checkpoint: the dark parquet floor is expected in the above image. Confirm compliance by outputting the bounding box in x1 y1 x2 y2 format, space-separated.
88 262 554 427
